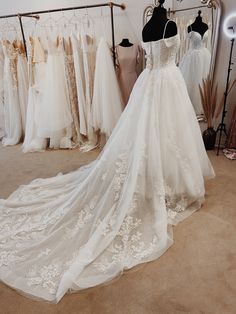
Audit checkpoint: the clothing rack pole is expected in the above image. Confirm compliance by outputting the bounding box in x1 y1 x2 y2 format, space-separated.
17 15 28 60
0 3 125 19
0 2 125 65
169 5 208 14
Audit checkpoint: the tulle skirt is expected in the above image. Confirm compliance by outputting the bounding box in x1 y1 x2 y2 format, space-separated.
92 38 123 137
179 47 211 115
2 59 22 146
35 54 72 138
0 64 214 303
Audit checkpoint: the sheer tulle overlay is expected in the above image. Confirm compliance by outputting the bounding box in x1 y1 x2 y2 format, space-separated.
2 40 23 146
92 37 123 137
0 34 214 303
35 37 72 139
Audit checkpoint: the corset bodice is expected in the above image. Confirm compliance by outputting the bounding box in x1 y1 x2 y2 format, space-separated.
189 30 208 50
142 34 180 70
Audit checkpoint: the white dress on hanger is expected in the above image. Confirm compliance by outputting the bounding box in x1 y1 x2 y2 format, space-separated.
80 33 98 151
0 23 215 303
23 37 47 153
0 44 5 139
92 37 123 137
179 30 211 116
1 40 22 146
35 36 72 148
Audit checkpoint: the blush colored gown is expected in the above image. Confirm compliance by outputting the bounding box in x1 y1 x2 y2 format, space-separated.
0 23 214 303
116 43 140 105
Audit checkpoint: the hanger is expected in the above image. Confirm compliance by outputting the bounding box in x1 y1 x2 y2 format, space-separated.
81 8 95 38
56 10 71 30
70 10 80 32
42 12 56 31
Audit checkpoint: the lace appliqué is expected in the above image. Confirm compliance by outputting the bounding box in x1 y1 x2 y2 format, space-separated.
27 261 63 295
63 197 98 240
94 213 158 273
113 152 129 202
0 251 24 267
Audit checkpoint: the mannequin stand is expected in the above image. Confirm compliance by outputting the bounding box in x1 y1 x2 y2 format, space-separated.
216 37 235 155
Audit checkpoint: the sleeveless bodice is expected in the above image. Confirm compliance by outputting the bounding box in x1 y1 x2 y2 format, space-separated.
45 36 63 56
189 31 208 50
142 34 180 70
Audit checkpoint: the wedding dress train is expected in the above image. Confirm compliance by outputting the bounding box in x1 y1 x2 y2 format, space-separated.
0 30 214 303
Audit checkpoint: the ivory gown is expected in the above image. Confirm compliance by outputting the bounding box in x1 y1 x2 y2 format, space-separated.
0 23 214 303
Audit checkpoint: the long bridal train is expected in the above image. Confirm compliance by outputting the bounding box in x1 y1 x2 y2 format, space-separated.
0 33 214 303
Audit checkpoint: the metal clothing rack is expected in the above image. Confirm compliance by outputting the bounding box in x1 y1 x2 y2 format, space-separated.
168 5 208 15
0 2 126 64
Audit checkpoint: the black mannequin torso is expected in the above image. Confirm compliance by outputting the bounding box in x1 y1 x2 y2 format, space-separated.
142 6 177 42
119 38 134 47
188 11 208 37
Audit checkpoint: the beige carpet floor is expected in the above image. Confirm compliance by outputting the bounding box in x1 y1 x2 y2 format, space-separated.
0 145 235 314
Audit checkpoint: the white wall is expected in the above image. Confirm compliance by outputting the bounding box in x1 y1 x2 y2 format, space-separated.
0 0 235 128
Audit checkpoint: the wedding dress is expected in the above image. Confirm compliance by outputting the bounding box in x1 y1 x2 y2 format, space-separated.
0 24 215 303
179 30 211 116
63 37 83 146
80 33 98 151
92 37 123 137
35 36 73 149
22 37 47 153
1 40 22 146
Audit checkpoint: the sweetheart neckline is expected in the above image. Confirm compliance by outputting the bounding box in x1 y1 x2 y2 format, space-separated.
189 30 209 40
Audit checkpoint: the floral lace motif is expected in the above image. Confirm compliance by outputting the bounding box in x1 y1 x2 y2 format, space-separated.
0 251 24 267
27 261 63 295
63 197 98 240
113 152 129 202
94 213 158 273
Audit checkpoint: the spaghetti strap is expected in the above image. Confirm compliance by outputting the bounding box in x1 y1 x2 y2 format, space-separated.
163 20 171 39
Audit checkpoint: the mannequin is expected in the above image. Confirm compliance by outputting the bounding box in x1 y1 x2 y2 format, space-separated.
119 38 133 47
188 11 208 37
142 0 177 42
